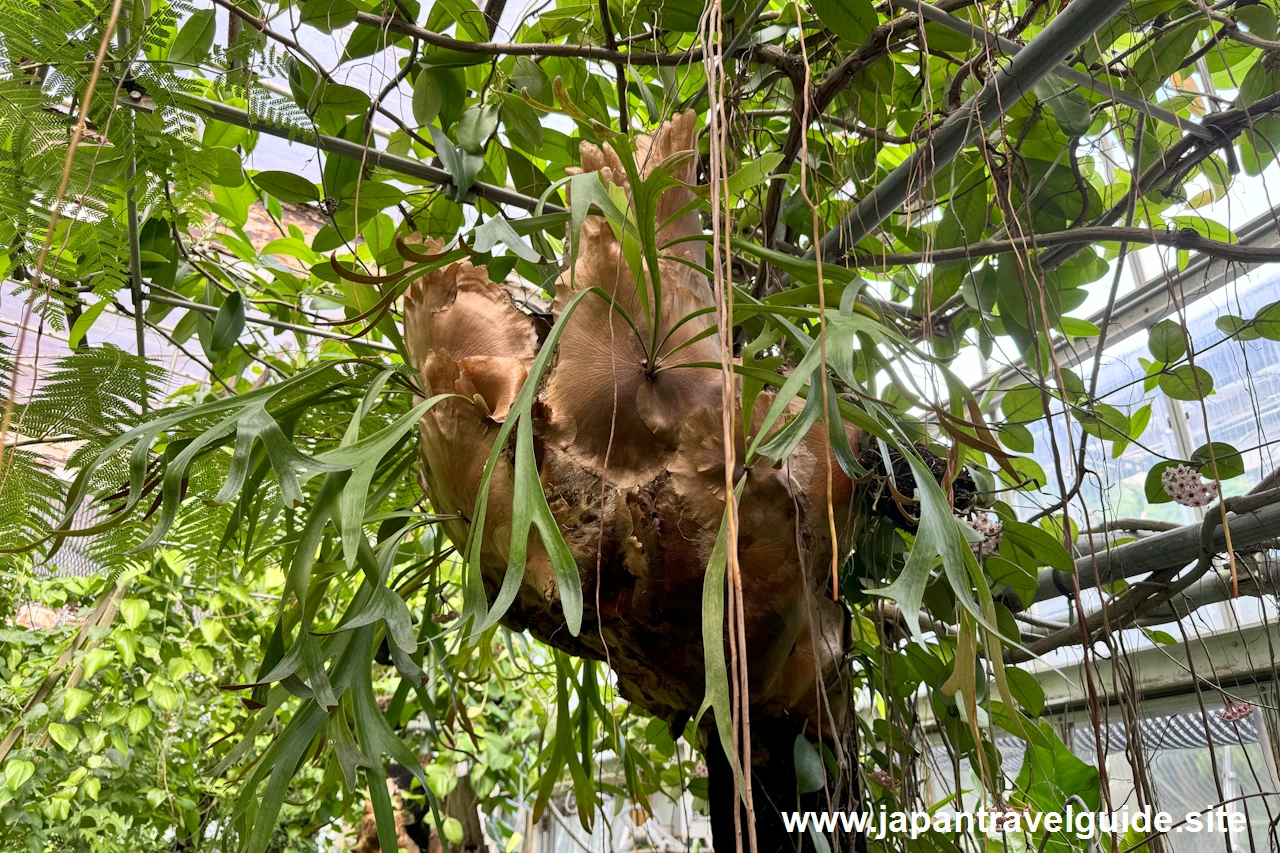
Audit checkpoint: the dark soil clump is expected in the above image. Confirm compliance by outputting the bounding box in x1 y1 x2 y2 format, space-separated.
857 441 976 528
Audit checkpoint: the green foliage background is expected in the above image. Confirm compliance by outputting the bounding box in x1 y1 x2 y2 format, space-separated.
4 0 1280 848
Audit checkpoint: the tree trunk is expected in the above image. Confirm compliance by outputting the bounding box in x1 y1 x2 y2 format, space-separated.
352 767 485 853
706 715 862 853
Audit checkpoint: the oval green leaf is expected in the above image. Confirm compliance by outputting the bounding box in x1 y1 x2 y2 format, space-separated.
169 9 216 67
1147 318 1187 363
1158 365 1213 401
811 0 876 43
794 734 826 794
211 292 246 352
253 171 321 203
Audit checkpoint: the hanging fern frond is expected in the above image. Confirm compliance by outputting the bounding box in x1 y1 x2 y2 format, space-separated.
0 448 64 556
13 346 166 444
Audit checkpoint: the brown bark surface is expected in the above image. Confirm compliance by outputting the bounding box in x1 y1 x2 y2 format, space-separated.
404 112 860 730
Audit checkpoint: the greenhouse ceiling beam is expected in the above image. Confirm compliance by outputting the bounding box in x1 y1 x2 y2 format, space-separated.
889 0 1217 142
1035 618 1280 712
1032 497 1280 603
978 206 1280 400
178 96 564 215
809 0 1139 264
919 617 1280 719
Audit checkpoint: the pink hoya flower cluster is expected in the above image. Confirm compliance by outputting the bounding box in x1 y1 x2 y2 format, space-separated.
1161 464 1219 507
1220 698 1254 723
969 514 1003 556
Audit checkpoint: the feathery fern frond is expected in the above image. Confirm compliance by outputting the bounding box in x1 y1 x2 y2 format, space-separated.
0 449 64 556
14 346 166 443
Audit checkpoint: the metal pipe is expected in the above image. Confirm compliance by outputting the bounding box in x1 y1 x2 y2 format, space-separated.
1034 499 1280 603
1050 555 1280 635
143 291 398 354
810 0 1137 262
890 0 1216 141
175 96 564 215
125 160 145 364
119 17 147 389
1135 554 1280 626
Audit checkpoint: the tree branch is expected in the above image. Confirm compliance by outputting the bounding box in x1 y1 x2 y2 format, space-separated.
595 0 628 131
210 0 430 143
481 0 506 40
1038 88 1280 269
1010 490 1280 662
753 0 976 294
351 9 703 65
851 224 1280 267
740 108 946 143
1211 15 1280 52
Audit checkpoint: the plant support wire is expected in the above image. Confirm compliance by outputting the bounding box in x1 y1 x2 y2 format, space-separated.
166 95 566 215
143 291 398 354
